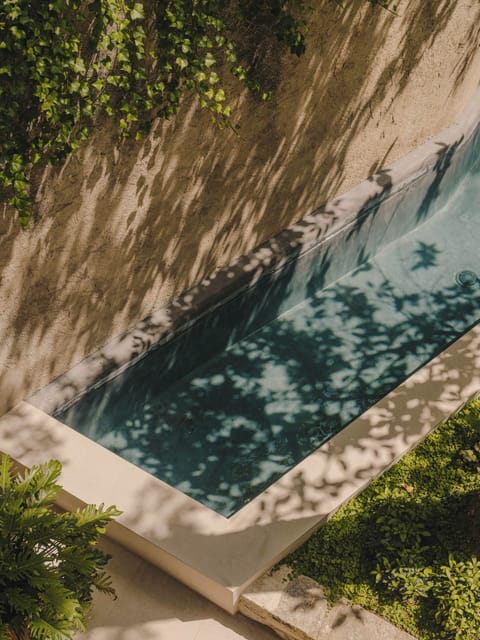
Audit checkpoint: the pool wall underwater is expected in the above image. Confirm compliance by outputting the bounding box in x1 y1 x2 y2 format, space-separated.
1 88 479 613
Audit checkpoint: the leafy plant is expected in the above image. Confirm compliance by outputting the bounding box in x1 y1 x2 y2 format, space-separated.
378 555 480 640
0 0 307 227
432 555 480 640
0 0 395 227
286 398 480 639
0 454 121 640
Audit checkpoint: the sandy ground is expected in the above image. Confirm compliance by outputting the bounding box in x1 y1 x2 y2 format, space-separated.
0 0 479 414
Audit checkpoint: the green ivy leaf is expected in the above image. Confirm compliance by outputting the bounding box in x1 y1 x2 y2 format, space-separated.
131 3 144 21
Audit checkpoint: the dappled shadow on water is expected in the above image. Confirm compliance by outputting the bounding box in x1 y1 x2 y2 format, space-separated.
102 323 480 596
58 152 480 516
1 323 480 637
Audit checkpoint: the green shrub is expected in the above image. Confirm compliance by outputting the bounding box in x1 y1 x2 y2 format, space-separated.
0 0 395 227
287 398 480 640
378 555 480 640
432 555 480 640
0 454 121 640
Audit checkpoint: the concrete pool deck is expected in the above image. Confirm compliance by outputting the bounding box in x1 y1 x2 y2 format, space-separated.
77 538 414 640
73 537 280 640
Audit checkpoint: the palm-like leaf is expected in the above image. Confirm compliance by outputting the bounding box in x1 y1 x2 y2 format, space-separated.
74 503 122 529
93 570 117 597
14 460 62 508
29 615 73 640
0 455 121 640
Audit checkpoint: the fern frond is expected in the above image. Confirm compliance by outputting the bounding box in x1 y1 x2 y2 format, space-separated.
40 583 81 620
15 460 62 507
29 615 73 640
5 588 40 616
0 455 12 492
57 546 98 576
93 570 117 597
7 551 50 582
74 503 122 529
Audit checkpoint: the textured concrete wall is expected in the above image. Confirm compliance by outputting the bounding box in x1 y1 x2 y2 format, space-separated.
1 0 479 415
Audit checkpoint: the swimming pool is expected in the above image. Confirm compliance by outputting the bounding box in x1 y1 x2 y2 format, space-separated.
56 141 480 517
4 88 479 613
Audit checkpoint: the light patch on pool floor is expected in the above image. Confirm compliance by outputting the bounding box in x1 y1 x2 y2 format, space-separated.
1 324 479 613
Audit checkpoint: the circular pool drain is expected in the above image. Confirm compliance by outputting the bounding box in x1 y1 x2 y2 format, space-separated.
455 270 478 288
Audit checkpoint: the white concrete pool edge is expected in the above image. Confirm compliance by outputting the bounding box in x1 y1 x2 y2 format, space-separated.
1 323 480 613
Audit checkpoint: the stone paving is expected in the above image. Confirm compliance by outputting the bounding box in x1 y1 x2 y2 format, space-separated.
76 538 278 640
240 566 416 640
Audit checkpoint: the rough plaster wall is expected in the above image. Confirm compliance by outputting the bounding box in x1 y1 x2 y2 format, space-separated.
0 0 479 416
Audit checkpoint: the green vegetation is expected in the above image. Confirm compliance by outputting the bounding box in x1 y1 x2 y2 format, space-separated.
0 0 307 227
286 398 480 640
0 454 121 640
0 0 393 228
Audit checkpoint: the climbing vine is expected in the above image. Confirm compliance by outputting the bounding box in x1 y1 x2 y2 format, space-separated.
0 0 390 227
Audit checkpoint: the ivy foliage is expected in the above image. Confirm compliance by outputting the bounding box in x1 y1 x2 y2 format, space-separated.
0 0 308 227
0 454 121 640
0 0 392 228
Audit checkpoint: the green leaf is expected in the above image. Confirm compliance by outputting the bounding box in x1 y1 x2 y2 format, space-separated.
175 57 188 70
72 57 86 74
131 2 144 20
204 52 215 68
0 454 12 492
74 503 122 528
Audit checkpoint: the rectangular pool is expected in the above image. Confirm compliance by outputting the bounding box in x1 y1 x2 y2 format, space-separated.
56 126 480 517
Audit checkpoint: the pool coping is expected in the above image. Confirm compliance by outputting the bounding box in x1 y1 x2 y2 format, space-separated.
1 88 479 614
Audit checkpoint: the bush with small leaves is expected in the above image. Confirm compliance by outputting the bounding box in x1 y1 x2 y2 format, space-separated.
432 555 480 640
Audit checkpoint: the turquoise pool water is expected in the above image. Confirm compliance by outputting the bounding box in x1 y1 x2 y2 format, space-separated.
58 144 480 517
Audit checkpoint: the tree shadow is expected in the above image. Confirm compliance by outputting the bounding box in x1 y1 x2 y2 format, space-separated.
56 140 480 517
452 5 480 91
109 314 480 593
